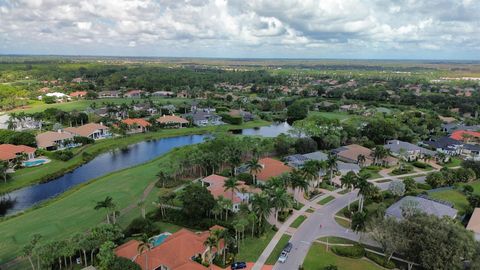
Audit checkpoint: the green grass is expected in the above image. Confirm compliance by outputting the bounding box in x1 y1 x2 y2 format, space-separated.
303 243 383 270
3 120 270 193
318 237 357 245
293 201 305 210
309 111 352 121
290 215 307 228
306 208 315 213
236 229 276 262
338 189 350 195
265 234 291 265
318 196 335 205
360 166 383 180
334 217 351 229
428 189 469 215
442 157 462 168
375 179 391 183
0 145 192 264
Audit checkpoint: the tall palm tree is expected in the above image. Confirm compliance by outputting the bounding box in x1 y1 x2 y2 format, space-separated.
137 234 152 270
372 146 388 166
137 199 146 219
301 160 321 189
270 187 292 225
340 171 357 191
326 152 338 185
355 174 373 212
6 117 17 131
203 235 218 264
223 178 240 202
212 201 223 220
357 154 367 167
94 196 115 224
289 170 309 202
246 158 263 185
250 193 272 235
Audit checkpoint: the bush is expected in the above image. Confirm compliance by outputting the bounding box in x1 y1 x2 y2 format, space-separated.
294 137 318 154
111 256 141 270
82 151 93 161
124 217 158 237
53 150 74 161
412 161 430 169
74 136 95 145
464 185 474 194
331 244 365 259
236 173 253 184
220 113 243 125
416 182 432 190
323 265 338 270
0 129 36 146
391 165 413 175
365 252 396 269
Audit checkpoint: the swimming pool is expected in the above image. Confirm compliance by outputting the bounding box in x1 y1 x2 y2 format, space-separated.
150 232 171 247
23 159 48 167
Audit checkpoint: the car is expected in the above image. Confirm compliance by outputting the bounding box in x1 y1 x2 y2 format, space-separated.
278 251 288 263
283 242 293 253
231 261 247 269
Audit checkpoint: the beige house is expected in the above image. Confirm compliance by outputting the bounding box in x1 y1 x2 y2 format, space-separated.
36 131 75 150
65 123 111 140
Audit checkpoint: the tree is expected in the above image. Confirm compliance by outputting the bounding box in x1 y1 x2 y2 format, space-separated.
289 170 309 202
111 257 142 270
367 216 404 262
326 152 338 185
250 193 272 235
403 177 416 193
351 211 367 232
178 183 215 221
224 177 240 202
136 234 152 270
203 235 218 264
269 187 292 225
294 137 318 154
372 146 388 166
97 241 116 270
137 199 146 219
388 180 406 197
287 100 309 121
355 174 373 212
22 234 42 270
94 196 116 224
357 154 366 167
425 172 445 188
246 158 263 185
0 161 8 183
301 160 322 189
340 171 356 191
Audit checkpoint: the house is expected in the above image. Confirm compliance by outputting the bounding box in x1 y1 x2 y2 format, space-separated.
186 109 223 126
441 123 480 134
339 104 363 112
156 115 189 128
114 226 225 270
0 144 36 165
467 208 480 241
152 91 174 97
64 123 111 140
450 130 480 144
285 151 361 176
384 140 436 161
98 91 120 98
333 144 398 167
69 91 88 99
228 109 254 121
133 103 158 115
422 137 464 156
200 174 260 212
385 196 457 221
121 118 151 133
438 116 457 124
36 131 76 150
255 158 292 185
124 90 145 98
464 144 480 161
39 92 71 102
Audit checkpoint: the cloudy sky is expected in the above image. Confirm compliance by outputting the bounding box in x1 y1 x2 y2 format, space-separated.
0 0 479 59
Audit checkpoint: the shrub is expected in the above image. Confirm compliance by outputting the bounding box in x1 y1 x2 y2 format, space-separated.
236 173 253 184
464 185 474 194
220 113 243 125
82 151 93 161
391 165 413 175
365 252 396 269
412 161 430 169
53 150 74 161
331 244 365 259
74 136 95 145
124 217 158 237
416 182 432 190
111 256 141 270
323 265 338 270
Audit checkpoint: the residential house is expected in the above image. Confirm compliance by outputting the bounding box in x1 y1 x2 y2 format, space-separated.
186 108 222 126
228 109 254 121
252 157 292 185
385 196 457 220
121 118 151 134
133 103 158 115
467 208 480 241
441 123 480 134
124 90 145 98
114 226 225 270
156 115 189 128
422 137 464 156
69 91 88 99
64 123 111 140
200 174 260 212
98 91 120 98
384 140 436 161
0 144 36 165
339 104 363 112
39 92 71 102
333 144 398 167
464 144 480 161
450 130 480 144
285 151 361 176
36 131 76 150
152 91 174 97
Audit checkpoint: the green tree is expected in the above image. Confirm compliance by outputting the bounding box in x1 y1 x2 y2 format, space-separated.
224 177 240 202
94 196 116 224
179 183 216 221
326 152 338 184
97 241 116 270
0 161 9 183
250 193 272 235
22 234 42 270
340 171 356 191
269 187 292 225
246 158 263 185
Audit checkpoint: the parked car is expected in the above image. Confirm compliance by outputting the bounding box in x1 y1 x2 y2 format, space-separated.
283 242 293 253
278 251 288 263
231 261 247 269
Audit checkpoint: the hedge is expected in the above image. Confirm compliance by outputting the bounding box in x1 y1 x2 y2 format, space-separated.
365 252 396 269
331 244 365 259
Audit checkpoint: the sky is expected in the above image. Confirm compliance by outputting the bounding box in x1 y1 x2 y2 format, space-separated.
0 0 479 60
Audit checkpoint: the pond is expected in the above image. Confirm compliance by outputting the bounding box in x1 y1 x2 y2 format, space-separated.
1 122 292 216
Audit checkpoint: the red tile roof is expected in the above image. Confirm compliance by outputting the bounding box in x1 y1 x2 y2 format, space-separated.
122 118 151 127
450 130 480 141
69 91 87 97
156 115 189 124
257 158 292 182
0 144 36 161
202 174 260 204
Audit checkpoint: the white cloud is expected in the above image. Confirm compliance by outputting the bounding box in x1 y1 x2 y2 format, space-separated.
0 0 478 59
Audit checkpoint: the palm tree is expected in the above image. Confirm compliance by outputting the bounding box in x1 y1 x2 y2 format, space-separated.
289 170 309 203
357 154 366 167
22 234 42 270
137 234 152 270
203 235 218 264
270 187 292 225
94 196 115 224
246 158 263 185
6 117 17 131
301 160 321 190
0 161 8 183
212 200 223 220
137 199 146 219
250 193 272 235
372 146 388 166
355 174 373 212
340 171 357 192
326 152 338 185
224 178 240 202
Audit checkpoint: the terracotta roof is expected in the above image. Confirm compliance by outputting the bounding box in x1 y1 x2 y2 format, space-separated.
257 158 292 182
450 130 480 141
336 144 373 163
36 131 74 148
467 208 480 234
126 90 144 95
0 144 36 161
64 123 109 137
115 228 224 270
156 115 189 124
122 118 151 127
69 91 87 97
202 174 260 204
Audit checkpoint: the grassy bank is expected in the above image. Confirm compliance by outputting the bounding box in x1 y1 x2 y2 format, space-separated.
0 144 196 265
3 120 270 193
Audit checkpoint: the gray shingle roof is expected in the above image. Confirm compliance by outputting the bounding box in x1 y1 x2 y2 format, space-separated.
385 140 436 156
385 196 457 220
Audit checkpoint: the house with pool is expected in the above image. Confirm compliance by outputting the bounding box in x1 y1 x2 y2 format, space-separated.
36 130 76 150
64 123 111 140
115 226 225 270
0 144 36 167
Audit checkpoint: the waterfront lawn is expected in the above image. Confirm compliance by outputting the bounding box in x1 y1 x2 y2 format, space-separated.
265 234 291 265
3 120 270 194
0 146 192 264
235 229 276 262
303 243 383 270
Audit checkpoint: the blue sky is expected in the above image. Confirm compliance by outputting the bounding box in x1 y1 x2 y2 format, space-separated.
0 0 479 60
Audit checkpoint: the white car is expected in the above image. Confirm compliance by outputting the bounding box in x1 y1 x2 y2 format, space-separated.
278 251 288 263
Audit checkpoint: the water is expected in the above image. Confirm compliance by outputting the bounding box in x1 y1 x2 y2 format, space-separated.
1 122 291 216
150 232 172 247
23 159 48 167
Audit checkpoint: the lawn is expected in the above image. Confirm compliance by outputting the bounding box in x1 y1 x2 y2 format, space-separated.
290 215 307 228
428 189 469 215
334 216 351 229
265 234 291 265
302 243 383 270
0 145 193 264
359 166 383 180
442 157 462 168
3 120 270 193
309 111 352 121
235 229 276 262
318 195 335 205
